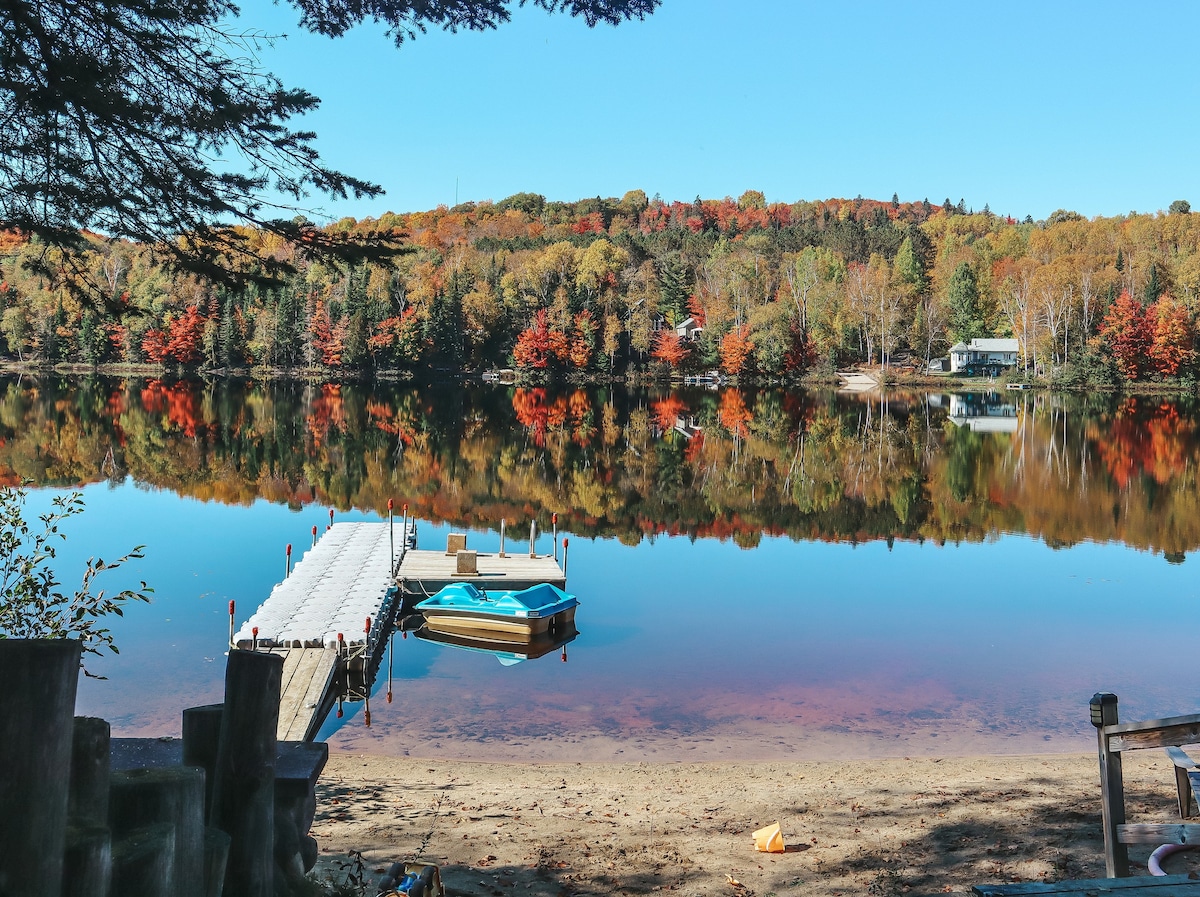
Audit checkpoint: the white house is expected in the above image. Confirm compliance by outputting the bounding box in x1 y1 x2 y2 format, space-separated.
949 338 1019 374
675 316 704 342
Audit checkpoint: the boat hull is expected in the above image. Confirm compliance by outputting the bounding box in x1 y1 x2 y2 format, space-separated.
420 604 577 641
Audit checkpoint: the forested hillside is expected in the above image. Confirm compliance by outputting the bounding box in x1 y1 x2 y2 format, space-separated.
2 192 1198 384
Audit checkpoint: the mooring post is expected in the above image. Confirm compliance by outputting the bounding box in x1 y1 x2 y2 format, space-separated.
499 518 506 557
388 499 394 570
228 601 235 649
311 525 317 548
552 513 558 561
328 508 334 532
402 503 409 548
562 538 569 577
285 543 292 579
529 520 537 558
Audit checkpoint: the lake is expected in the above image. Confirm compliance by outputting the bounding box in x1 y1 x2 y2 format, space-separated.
6 376 1197 761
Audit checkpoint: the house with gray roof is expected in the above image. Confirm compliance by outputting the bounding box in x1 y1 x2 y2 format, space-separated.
949 338 1019 374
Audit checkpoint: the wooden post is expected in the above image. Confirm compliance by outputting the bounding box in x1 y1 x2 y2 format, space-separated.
111 823 176 897
182 703 224 819
63 825 112 897
1091 692 1129 877
210 650 282 897
70 716 111 823
0 638 81 897
204 827 231 897
109 767 206 897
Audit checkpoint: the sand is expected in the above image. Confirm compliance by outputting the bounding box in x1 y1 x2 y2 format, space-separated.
310 749 1200 896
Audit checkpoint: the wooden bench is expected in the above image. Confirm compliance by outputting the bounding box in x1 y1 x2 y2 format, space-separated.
1091 693 1200 878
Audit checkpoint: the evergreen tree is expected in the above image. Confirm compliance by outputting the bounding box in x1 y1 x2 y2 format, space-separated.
947 262 984 343
1144 261 1163 303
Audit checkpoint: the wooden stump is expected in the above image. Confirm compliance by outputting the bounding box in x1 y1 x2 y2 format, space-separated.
70 716 111 823
182 703 224 818
0 638 81 897
62 824 112 897
210 651 282 897
110 766 205 897
111 823 175 897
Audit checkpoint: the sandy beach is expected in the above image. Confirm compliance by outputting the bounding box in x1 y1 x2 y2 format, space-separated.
310 749 1199 896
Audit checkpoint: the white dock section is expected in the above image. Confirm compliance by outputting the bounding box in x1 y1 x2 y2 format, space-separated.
233 521 413 650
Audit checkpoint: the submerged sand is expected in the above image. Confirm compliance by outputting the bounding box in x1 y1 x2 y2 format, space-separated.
311 750 1199 896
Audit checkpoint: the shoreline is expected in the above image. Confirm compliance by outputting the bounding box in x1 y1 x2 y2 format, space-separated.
311 750 1195 896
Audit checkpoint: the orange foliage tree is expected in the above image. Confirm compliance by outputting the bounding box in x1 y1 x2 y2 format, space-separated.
651 329 688 367
1148 297 1194 377
719 325 754 375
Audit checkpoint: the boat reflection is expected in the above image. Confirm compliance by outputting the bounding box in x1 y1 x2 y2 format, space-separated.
416 623 580 666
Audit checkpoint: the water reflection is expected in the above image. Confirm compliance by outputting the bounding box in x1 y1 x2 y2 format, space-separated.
0 376 1197 558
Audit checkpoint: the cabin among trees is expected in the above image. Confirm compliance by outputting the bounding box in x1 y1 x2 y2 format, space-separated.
949 338 1020 375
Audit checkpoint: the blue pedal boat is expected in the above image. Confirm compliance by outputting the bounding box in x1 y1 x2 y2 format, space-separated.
415 582 578 641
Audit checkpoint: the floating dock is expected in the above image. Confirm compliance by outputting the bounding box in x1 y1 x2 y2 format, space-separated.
233 520 415 741
396 549 566 605
232 519 567 742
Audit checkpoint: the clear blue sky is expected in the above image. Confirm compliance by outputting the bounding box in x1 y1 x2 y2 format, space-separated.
252 0 1200 223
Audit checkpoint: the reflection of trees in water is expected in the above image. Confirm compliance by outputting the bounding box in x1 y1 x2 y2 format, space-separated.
0 377 1197 557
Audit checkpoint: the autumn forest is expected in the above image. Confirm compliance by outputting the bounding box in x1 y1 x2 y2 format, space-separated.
3 193 1200 384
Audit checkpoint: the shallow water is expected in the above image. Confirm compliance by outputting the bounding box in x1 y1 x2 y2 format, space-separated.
5 376 1193 761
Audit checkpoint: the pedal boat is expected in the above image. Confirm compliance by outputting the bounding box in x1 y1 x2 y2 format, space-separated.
415 582 577 641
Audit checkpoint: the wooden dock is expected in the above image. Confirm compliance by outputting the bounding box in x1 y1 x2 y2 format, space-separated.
397 549 566 604
273 647 340 742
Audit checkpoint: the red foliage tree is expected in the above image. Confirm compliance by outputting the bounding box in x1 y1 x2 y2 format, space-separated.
1099 291 1151 379
309 297 342 366
141 328 169 362
685 294 706 327
165 305 206 364
513 309 568 369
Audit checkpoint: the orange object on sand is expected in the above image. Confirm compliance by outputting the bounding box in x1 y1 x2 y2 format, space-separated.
752 822 785 853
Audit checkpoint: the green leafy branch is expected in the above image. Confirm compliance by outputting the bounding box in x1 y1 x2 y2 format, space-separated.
0 485 153 676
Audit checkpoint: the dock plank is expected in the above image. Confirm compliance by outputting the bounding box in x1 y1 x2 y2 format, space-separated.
276 647 338 742
397 549 566 596
292 649 340 742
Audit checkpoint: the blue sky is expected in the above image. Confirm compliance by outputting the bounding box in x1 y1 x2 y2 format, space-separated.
253 1 1200 223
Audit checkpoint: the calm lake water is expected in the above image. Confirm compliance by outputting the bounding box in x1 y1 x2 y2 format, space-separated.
8 376 1197 761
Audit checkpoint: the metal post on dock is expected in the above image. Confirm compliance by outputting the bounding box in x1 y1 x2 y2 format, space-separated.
402 503 409 549
499 518 506 557
328 508 334 531
285 543 292 578
311 525 318 547
251 626 258 651
388 499 394 570
529 520 537 558
228 600 235 648
552 513 558 561
562 537 569 577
